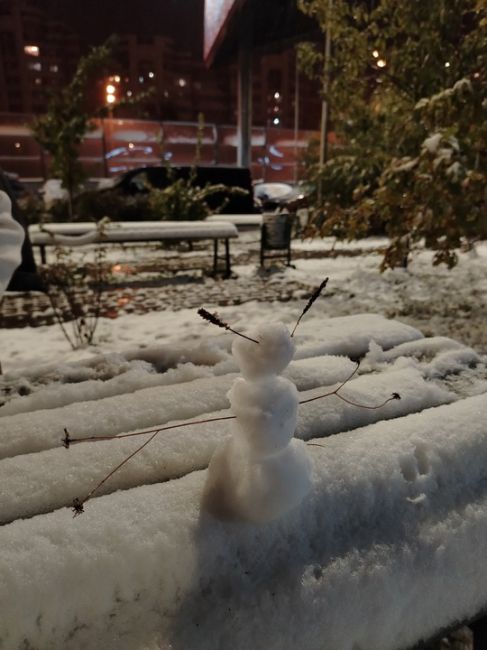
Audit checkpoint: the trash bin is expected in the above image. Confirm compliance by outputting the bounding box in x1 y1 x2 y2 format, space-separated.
260 209 293 267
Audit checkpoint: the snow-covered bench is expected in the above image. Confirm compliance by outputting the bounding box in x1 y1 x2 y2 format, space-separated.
29 220 239 277
1 313 486 649
205 213 263 229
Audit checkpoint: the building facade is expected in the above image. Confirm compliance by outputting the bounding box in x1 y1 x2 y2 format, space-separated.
0 0 321 130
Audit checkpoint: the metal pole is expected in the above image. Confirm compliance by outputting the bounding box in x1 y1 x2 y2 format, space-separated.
237 8 252 168
294 51 300 184
318 0 333 204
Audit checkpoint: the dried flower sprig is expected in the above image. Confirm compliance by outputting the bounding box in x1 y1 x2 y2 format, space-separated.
66 414 236 515
299 361 401 410
198 308 259 344
291 277 329 337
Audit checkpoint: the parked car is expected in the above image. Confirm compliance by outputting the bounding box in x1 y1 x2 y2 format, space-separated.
101 165 258 215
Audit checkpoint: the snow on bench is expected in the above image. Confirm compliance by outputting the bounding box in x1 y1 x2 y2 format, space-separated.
1 394 487 650
1 312 485 649
205 213 263 229
0 356 357 460
0 366 452 524
0 314 423 417
29 220 239 276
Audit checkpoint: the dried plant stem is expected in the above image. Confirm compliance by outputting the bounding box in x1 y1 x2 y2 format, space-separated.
291 277 329 337
69 414 236 514
299 362 360 404
332 393 399 410
68 360 400 515
197 308 259 344
80 429 160 509
299 361 400 410
64 415 236 447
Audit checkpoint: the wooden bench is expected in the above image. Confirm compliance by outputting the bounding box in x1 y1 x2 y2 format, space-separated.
29 220 239 277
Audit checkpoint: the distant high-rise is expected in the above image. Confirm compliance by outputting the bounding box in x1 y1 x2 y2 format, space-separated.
0 0 321 130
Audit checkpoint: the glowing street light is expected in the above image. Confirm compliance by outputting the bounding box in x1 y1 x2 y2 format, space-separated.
106 93 116 104
372 50 379 58
24 45 39 56
377 59 387 68
106 84 116 94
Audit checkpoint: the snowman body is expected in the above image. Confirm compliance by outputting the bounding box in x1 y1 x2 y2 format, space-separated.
202 322 312 522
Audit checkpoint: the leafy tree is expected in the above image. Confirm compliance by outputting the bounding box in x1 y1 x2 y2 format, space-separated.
32 39 115 218
297 0 486 269
32 38 152 219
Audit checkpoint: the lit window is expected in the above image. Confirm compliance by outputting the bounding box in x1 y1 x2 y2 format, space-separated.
114 75 121 82
178 78 186 87
148 71 155 78
127 90 133 97
139 75 144 83
273 91 280 99
273 117 280 125
49 64 58 73
24 45 39 56
372 50 379 58
14 142 21 149
28 62 41 71
34 77 42 85
444 61 450 68
128 142 134 150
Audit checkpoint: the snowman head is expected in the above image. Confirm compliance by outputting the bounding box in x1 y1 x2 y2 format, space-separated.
232 321 295 379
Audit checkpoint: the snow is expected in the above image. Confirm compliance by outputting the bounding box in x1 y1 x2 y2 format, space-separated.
1 395 486 650
232 321 296 378
0 191 24 295
0 366 452 525
30 221 239 245
0 352 360 460
1 230 486 648
203 322 312 522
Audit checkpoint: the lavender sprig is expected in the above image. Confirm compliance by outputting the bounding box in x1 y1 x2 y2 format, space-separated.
197 308 259 344
291 277 329 337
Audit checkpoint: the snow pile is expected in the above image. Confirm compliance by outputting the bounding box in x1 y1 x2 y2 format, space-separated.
0 355 357 460
1 395 487 650
203 322 312 522
0 366 452 524
0 191 24 295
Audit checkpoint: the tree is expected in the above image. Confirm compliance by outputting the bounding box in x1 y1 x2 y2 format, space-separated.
32 39 116 218
32 38 152 219
297 0 486 269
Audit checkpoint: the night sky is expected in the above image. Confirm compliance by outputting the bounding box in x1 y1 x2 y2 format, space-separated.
46 0 204 55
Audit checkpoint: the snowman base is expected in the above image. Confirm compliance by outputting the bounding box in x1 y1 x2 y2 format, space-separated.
202 435 312 523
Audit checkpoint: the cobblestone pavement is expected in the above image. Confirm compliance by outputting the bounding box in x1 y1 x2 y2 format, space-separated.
1 240 485 355
0 246 321 328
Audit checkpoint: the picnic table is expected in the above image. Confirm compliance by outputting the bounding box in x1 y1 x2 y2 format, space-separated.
0 314 486 649
29 220 239 277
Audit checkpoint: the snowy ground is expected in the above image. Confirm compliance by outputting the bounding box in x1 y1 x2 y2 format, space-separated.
0 233 486 650
1 234 486 373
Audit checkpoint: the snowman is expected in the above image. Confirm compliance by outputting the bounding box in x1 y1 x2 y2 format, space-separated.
202 321 312 523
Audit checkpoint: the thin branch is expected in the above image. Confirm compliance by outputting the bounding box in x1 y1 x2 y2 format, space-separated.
67 359 400 516
291 277 329 337
197 308 259 344
334 392 400 410
73 429 161 516
299 360 360 404
63 415 236 447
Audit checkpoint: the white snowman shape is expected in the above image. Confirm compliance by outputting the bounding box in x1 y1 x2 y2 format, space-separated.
202 321 312 522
